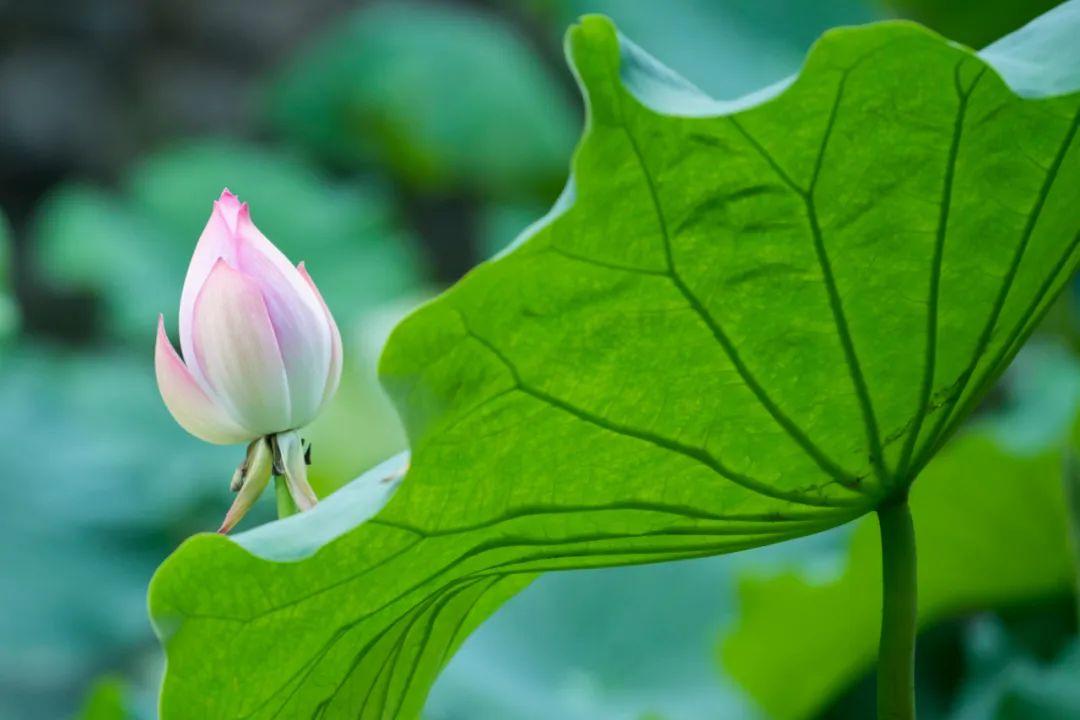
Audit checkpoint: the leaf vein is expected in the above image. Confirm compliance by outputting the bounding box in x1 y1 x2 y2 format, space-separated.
457 316 865 509
897 64 985 479
615 111 870 492
908 105 1080 470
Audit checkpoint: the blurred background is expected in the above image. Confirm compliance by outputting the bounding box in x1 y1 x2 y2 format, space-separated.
0 1 1075 718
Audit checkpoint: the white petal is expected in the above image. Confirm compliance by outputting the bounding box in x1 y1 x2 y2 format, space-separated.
192 259 292 435
179 189 244 383
298 262 342 412
154 315 252 444
230 205 330 426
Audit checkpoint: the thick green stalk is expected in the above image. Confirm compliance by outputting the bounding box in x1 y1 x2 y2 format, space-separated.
876 494 917 720
275 475 298 519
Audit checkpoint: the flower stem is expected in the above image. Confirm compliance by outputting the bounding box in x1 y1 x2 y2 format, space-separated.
876 493 917 720
275 474 298 519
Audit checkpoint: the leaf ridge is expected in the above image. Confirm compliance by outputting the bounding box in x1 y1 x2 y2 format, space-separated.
374 500 855 538
437 577 504 667
368 583 466 720
383 580 489 719
342 586 453 720
472 526 821 574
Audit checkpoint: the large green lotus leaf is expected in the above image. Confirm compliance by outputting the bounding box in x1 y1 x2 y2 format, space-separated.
422 345 1080 719
719 382 1078 719
268 1 577 198
149 10 1080 719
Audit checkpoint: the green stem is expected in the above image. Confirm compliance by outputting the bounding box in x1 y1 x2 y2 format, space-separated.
275 474 298 519
1064 450 1080 627
877 494 917 720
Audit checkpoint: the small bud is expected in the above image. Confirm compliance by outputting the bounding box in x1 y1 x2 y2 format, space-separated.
154 189 342 444
153 190 341 529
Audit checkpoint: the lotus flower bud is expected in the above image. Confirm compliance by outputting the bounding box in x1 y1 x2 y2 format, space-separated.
155 189 342 530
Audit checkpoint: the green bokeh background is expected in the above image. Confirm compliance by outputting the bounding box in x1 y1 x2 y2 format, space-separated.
0 1 1073 719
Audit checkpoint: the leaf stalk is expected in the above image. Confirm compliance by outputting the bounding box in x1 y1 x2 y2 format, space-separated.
876 494 917 720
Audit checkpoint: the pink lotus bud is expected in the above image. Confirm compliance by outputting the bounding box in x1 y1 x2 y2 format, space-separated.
155 190 342 530
155 189 342 444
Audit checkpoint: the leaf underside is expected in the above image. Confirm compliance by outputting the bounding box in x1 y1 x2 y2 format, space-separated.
150 15 1080 719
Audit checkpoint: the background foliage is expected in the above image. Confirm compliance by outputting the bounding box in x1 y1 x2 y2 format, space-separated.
0 1 1074 719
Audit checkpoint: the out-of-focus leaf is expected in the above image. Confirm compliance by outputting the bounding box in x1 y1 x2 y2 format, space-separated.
1070 424 1080 624
76 677 129 720
953 620 1080 720
268 1 577 198
719 392 1077 719
33 184 187 342
150 10 1080 718
0 346 240 720
989 342 1080 451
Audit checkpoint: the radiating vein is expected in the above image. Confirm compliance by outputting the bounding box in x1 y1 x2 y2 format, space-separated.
726 76 891 487
614 109 869 491
909 105 1080 471
458 317 866 509
373 500 856 538
803 70 890 485
897 64 985 480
